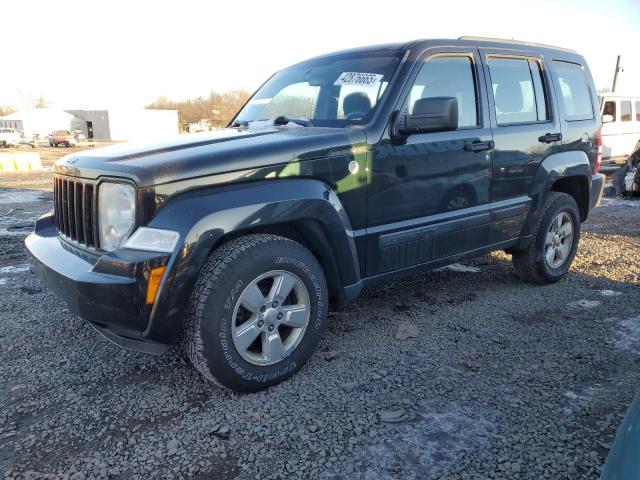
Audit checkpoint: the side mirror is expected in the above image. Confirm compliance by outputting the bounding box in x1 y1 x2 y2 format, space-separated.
602 114 614 124
397 97 458 135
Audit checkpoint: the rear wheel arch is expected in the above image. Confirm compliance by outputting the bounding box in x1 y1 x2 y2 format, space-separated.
549 176 589 221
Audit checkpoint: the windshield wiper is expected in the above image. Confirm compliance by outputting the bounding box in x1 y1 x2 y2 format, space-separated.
273 116 312 127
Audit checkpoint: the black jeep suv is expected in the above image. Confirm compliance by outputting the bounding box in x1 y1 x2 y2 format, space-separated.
26 37 605 392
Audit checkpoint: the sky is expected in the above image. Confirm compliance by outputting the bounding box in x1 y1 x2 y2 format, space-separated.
1 0 639 109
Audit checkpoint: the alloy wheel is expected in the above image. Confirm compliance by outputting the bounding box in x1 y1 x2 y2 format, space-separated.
231 270 310 366
544 212 574 269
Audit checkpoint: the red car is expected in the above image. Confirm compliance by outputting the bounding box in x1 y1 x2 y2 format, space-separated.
48 130 77 148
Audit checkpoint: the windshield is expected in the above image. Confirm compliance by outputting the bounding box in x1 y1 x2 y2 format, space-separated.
233 52 401 128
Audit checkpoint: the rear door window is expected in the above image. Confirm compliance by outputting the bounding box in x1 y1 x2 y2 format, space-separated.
487 57 548 125
551 61 594 121
621 101 632 122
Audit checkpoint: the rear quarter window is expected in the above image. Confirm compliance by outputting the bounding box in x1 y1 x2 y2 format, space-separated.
552 61 594 121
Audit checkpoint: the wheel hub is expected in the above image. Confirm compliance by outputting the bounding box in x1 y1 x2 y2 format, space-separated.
230 270 310 366
544 212 574 269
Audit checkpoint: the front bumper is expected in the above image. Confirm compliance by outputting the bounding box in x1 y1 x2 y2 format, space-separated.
590 173 605 210
25 213 170 354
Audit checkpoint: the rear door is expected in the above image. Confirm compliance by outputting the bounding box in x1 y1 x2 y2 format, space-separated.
548 59 599 170
479 48 560 243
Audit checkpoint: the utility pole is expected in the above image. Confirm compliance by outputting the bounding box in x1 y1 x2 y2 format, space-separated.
612 55 623 93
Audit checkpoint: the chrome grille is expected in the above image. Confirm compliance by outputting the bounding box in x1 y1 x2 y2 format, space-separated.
54 175 98 248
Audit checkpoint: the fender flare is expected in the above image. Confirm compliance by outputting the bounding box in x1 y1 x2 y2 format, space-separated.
143 178 361 343
529 150 592 216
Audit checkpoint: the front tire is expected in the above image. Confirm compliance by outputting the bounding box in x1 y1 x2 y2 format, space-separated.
512 192 581 284
183 234 328 392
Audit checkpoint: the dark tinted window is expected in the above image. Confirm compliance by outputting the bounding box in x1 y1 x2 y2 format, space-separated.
636 101 640 121
621 101 632 121
552 61 594 121
488 57 540 125
603 101 616 120
409 55 478 128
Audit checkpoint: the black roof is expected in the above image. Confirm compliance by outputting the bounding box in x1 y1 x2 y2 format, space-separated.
306 37 580 63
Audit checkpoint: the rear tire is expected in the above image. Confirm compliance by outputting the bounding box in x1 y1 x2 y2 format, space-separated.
512 192 581 284
183 234 328 392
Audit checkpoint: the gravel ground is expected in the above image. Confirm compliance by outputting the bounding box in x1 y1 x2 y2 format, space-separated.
1 180 639 479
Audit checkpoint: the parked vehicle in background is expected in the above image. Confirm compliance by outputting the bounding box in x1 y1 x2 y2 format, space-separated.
612 145 640 195
26 37 605 392
599 95 640 165
48 130 77 147
0 127 21 147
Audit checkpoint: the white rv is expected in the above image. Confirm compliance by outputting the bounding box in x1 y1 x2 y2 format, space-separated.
599 95 640 165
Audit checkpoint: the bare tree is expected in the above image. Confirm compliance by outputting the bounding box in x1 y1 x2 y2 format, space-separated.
147 90 251 129
0 105 15 117
34 96 49 108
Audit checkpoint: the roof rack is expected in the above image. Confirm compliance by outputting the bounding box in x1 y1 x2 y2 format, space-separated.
458 36 576 53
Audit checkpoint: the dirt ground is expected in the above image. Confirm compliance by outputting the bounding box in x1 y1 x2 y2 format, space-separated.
0 148 639 479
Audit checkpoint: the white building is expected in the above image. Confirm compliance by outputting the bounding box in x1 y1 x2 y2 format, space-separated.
0 108 179 141
0 108 76 139
66 109 179 141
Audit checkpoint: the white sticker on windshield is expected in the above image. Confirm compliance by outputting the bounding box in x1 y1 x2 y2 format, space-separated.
334 72 383 87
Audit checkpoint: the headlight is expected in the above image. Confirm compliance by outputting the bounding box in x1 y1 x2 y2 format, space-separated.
123 227 179 253
98 182 136 251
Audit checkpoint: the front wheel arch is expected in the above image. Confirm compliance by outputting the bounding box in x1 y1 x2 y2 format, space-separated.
215 219 345 310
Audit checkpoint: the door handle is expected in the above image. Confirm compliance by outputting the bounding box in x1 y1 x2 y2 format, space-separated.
464 140 495 152
538 132 562 143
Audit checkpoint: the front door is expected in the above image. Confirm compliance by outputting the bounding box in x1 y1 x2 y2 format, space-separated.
479 48 561 243
366 49 493 276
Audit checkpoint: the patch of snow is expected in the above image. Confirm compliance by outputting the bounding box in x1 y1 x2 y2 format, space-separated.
600 290 623 297
396 321 419 341
437 263 481 273
599 197 640 208
0 189 48 205
0 265 29 274
613 316 640 355
347 410 494 480
0 229 30 237
568 299 602 309
0 277 7 285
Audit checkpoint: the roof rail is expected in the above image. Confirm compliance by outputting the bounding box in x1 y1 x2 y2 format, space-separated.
458 36 576 53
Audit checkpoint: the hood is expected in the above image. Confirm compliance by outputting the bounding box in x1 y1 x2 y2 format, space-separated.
54 127 367 186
